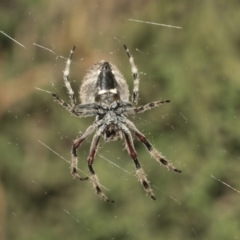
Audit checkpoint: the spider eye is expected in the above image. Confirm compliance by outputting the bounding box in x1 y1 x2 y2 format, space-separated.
106 129 116 138
106 125 117 137
104 125 122 141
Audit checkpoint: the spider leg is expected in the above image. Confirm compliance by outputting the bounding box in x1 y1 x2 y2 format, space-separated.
123 45 140 105
88 126 114 203
73 102 100 117
52 46 79 116
63 46 77 107
121 124 156 200
52 93 99 117
125 119 181 173
52 93 78 115
71 125 96 180
135 100 170 114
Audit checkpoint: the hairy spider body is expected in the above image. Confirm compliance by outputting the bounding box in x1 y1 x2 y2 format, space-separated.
80 61 129 104
52 45 181 203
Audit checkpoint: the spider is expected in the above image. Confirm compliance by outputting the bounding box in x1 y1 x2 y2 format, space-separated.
52 45 181 203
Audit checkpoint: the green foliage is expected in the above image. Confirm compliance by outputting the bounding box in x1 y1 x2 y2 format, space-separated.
1 0 240 239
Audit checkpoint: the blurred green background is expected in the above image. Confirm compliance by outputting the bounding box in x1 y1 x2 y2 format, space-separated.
1 0 240 239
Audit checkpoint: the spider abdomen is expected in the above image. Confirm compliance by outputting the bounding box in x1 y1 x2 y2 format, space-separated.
79 60 129 104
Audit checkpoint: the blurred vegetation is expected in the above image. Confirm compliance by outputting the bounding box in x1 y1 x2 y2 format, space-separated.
1 0 240 239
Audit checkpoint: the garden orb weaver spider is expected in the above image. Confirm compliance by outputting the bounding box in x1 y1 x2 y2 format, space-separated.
52 45 181 203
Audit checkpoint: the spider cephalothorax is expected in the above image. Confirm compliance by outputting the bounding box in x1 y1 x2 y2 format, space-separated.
52 45 181 203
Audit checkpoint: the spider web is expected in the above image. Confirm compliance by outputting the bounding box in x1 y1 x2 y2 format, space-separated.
1 2 240 239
